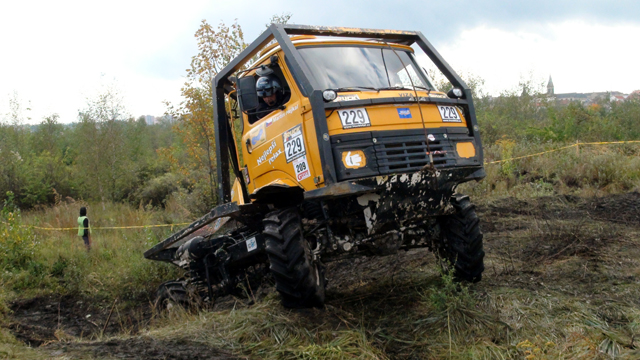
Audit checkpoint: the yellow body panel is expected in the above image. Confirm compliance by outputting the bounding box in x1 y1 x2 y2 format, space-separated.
326 91 466 135
456 142 476 158
252 170 299 191
231 178 245 204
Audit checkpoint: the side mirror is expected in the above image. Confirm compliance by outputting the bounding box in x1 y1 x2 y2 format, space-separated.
237 76 259 111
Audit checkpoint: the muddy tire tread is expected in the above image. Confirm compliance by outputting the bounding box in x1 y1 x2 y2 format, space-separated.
263 207 325 308
155 281 188 308
438 195 485 282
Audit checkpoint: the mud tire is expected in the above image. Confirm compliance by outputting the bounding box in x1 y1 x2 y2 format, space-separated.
155 280 189 310
436 195 485 282
263 207 325 308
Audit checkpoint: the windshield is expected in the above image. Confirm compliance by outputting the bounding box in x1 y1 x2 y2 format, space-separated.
297 46 433 91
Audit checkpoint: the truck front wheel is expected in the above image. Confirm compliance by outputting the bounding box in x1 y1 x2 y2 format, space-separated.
435 195 485 282
155 280 189 310
263 207 325 308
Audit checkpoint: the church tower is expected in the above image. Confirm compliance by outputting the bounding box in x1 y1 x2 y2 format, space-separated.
547 76 554 96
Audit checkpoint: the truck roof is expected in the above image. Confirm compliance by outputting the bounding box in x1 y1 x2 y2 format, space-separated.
252 35 415 69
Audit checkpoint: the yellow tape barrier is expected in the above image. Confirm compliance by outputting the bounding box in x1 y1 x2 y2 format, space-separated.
484 140 640 165
5 140 638 232
8 223 192 231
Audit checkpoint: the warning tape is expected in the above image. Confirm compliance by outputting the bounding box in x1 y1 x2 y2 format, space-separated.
1 222 192 231
484 140 640 165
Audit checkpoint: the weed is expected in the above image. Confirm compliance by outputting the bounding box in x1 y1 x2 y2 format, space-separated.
496 137 517 178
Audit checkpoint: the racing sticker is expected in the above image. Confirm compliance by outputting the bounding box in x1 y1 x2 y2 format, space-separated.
265 103 299 127
282 124 306 163
292 155 311 181
256 140 279 165
397 108 412 118
342 150 366 169
246 237 257 252
335 94 360 102
249 124 267 147
338 108 371 129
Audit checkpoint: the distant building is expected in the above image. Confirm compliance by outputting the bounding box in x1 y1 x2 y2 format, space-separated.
166 115 176 124
546 76 633 104
144 115 155 125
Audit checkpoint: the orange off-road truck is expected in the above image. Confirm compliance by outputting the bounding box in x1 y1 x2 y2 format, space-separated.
145 25 485 308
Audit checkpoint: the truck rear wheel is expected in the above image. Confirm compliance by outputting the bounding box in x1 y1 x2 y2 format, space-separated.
263 207 325 308
436 195 485 282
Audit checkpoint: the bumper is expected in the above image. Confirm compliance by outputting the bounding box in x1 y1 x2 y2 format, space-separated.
312 165 483 234
331 127 482 181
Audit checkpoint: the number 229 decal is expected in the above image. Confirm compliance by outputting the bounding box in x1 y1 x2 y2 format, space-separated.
338 108 371 129
282 124 306 163
437 105 462 122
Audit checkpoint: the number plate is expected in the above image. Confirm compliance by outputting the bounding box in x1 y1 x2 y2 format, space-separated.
438 105 462 122
283 124 306 163
338 108 371 129
292 155 311 181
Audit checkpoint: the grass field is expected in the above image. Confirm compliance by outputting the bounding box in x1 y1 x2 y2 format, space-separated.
1 143 639 359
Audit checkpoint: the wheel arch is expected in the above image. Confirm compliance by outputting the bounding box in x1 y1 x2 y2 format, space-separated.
250 178 304 207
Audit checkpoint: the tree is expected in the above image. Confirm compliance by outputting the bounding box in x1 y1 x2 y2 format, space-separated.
0 93 32 207
164 20 248 209
163 15 293 211
266 13 292 28
75 80 134 204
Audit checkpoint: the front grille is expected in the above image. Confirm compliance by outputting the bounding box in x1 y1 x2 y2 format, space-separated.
375 137 455 174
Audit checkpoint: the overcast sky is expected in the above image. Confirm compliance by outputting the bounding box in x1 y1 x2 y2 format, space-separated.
1 0 639 124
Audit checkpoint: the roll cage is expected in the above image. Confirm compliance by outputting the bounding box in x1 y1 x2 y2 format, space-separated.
213 24 483 204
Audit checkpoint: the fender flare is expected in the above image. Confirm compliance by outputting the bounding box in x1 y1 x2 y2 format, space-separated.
250 179 304 206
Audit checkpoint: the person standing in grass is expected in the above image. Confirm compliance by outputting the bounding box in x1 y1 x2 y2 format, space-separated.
77 207 91 251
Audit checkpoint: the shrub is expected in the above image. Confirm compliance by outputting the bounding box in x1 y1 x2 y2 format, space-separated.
0 192 37 271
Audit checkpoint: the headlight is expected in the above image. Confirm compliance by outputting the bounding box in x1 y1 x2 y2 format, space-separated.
322 90 337 102
447 88 464 99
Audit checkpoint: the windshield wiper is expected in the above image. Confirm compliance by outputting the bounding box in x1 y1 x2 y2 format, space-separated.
377 85 432 91
334 86 379 92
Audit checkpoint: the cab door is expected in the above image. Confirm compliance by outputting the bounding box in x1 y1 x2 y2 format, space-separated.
241 53 318 195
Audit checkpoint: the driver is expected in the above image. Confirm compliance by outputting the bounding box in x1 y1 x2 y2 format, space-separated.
255 75 283 119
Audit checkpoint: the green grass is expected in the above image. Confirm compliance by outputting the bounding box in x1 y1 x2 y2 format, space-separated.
462 141 640 199
0 199 184 304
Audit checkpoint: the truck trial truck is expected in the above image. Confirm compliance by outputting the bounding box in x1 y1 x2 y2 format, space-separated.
145 25 486 308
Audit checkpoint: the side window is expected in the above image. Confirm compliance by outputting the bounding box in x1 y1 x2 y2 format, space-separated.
248 63 292 124
396 66 426 88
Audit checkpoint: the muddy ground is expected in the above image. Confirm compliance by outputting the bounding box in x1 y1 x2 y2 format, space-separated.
4 191 640 359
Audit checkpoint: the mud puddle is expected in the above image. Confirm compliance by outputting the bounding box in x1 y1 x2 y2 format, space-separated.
7 295 152 347
45 336 241 359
